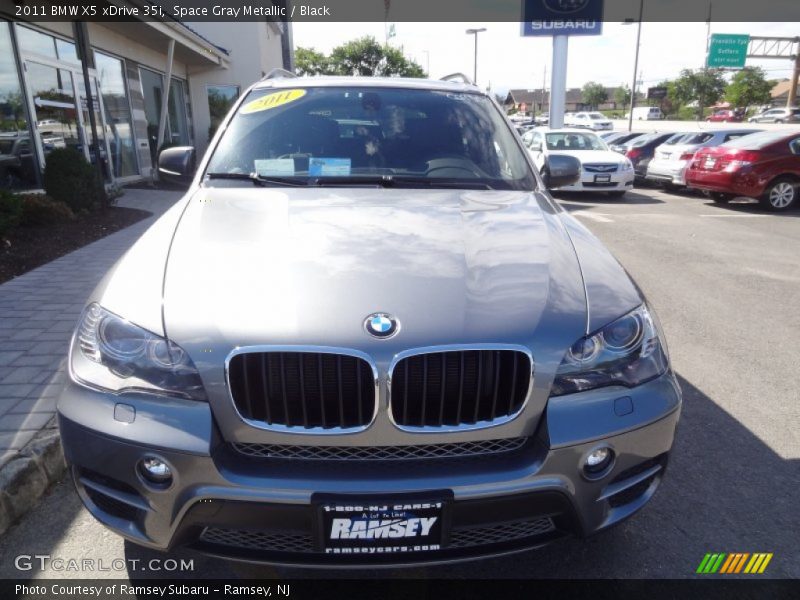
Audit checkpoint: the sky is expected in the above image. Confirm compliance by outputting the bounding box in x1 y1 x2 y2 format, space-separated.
292 22 799 96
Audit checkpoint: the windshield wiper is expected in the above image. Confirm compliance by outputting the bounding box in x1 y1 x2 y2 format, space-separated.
310 175 492 190
205 172 306 187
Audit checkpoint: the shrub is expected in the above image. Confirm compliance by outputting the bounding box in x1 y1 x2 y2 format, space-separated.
43 148 107 212
0 189 23 238
19 194 75 226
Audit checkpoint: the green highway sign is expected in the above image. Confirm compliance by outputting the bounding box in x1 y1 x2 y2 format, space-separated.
707 34 750 68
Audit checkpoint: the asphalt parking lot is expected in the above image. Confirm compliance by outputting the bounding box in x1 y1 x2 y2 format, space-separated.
0 185 797 580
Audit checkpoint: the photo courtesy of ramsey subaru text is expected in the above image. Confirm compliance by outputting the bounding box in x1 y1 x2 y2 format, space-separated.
58 73 682 566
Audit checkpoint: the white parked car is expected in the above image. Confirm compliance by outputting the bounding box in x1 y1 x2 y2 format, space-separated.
522 127 634 197
645 128 761 189
565 111 613 131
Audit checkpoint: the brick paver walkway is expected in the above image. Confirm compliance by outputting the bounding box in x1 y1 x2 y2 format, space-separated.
0 188 183 467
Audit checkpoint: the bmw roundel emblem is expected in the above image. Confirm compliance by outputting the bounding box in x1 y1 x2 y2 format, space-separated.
364 312 399 339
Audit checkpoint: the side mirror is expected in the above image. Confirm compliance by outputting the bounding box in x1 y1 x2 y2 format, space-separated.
544 154 581 189
157 146 196 186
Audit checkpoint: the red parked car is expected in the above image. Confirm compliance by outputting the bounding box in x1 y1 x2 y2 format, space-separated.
706 109 743 123
686 130 800 211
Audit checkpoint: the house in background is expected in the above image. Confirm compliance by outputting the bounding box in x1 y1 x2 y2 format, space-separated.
770 77 800 107
0 10 293 191
505 86 634 115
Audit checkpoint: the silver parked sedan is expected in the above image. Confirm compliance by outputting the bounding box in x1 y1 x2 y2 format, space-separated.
58 74 682 566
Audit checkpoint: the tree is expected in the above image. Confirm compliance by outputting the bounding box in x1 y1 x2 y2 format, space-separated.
581 81 608 109
326 37 425 77
725 66 773 109
294 47 332 76
614 84 631 109
672 68 726 119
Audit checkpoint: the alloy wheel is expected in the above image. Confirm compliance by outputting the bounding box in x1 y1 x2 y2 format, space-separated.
769 182 795 208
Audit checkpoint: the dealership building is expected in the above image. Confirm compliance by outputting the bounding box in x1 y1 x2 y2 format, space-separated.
0 11 293 190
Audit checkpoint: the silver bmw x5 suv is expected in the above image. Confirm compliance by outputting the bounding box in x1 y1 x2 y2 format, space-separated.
58 73 681 566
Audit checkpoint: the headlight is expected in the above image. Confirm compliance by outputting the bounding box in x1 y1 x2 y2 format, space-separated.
620 159 634 171
70 303 206 401
551 304 669 397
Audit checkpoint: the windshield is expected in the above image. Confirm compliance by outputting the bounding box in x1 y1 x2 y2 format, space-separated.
588 113 606 120
683 133 713 145
721 131 788 149
205 86 535 190
629 133 661 147
545 132 607 151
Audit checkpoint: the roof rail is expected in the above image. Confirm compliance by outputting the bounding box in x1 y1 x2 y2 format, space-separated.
440 72 474 85
261 68 298 81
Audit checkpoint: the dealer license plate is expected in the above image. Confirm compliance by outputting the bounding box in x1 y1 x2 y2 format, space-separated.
594 174 612 183
319 498 446 555
704 158 716 168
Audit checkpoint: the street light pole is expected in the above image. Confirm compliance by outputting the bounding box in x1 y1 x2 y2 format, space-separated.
466 28 487 84
626 0 644 132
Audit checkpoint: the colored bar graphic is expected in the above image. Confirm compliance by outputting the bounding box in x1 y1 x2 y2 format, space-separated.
699 552 774 574
720 554 736 573
696 554 713 574
758 553 773 573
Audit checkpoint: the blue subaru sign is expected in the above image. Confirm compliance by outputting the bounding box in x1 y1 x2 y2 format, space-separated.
521 0 604 37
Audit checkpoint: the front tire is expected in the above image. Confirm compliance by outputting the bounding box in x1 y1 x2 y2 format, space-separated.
760 178 797 211
711 192 733 203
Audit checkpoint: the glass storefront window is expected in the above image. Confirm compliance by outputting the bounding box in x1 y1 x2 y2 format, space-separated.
25 62 80 154
0 23 38 190
207 85 238 141
16 25 57 58
140 67 191 162
95 51 137 178
55 39 79 64
168 78 190 146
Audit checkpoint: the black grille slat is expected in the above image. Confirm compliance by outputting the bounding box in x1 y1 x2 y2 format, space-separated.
438 354 446 426
229 352 374 430
233 437 529 461
490 351 501 421
421 355 428 427
391 350 530 428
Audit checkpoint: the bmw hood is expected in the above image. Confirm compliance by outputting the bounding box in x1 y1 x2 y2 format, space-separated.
160 187 588 360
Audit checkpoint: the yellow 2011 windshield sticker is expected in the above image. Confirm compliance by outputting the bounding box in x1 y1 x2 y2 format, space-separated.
240 89 306 114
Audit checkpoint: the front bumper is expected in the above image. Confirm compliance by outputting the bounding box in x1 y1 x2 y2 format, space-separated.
559 169 635 192
58 372 681 566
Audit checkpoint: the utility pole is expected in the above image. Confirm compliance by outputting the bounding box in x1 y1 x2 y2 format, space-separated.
542 64 547 114
625 0 644 132
466 28 487 84
788 53 800 108
699 1 713 121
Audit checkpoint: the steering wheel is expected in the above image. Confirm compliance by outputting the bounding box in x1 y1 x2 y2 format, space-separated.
425 156 482 178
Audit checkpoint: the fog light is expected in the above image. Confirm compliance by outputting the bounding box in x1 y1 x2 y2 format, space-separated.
583 447 614 477
138 456 172 485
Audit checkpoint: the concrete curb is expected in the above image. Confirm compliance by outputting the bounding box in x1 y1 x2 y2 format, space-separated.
0 418 65 536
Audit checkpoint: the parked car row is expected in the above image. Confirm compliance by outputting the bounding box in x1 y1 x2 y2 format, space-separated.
519 124 800 211
686 130 800 210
